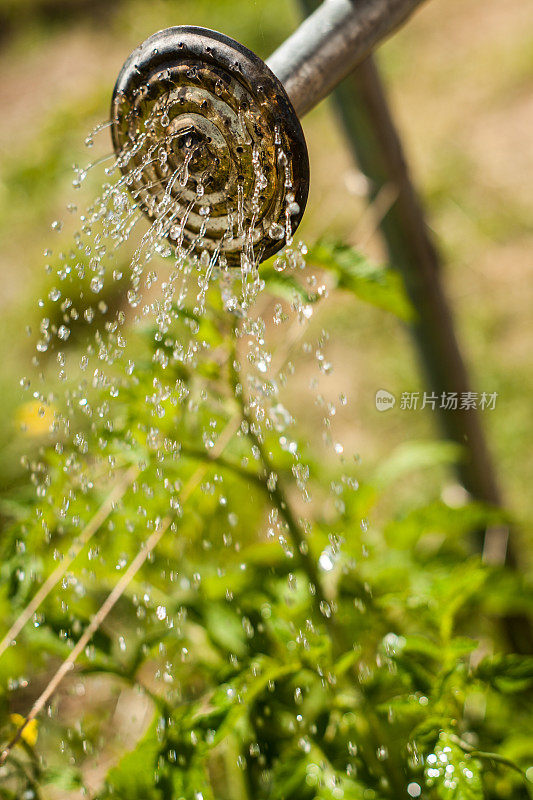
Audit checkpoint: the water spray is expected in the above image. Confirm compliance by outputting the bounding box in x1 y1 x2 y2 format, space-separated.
110 0 427 266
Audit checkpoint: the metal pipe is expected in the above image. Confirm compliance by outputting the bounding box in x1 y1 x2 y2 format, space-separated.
267 0 428 117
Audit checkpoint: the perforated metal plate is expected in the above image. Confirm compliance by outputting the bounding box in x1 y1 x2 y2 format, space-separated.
111 26 309 267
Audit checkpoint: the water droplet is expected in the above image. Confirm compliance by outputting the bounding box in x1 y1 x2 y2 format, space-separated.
268 222 285 240
318 549 335 571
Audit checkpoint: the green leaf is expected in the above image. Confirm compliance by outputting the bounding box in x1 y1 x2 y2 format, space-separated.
334 648 360 677
307 239 414 321
401 635 442 659
375 440 463 487
447 637 478 658
424 732 483 799
475 654 533 693
261 265 314 304
99 713 160 800
383 500 509 551
42 766 83 790
204 603 248 657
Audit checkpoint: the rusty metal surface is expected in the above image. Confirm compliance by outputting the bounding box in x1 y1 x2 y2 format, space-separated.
111 26 309 267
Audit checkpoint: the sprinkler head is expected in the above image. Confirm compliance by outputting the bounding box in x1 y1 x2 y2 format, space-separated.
111 26 309 267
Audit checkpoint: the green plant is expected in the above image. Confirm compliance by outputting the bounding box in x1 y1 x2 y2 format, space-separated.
0 243 532 800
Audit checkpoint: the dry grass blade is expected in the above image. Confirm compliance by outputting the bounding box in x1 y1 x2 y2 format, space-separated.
0 464 140 660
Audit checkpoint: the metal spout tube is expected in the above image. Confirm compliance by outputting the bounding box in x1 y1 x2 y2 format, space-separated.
267 0 427 117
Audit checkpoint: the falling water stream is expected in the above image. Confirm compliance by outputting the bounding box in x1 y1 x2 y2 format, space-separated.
1 89 397 800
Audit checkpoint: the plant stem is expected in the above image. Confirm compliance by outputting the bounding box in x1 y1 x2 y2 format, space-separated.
228 342 330 614
227 324 408 797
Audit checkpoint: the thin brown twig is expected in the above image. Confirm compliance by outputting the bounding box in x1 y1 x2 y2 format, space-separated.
0 520 169 764
0 464 140 660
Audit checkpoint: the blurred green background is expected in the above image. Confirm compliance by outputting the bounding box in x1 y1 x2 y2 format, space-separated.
0 3 532 798
0 0 532 533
